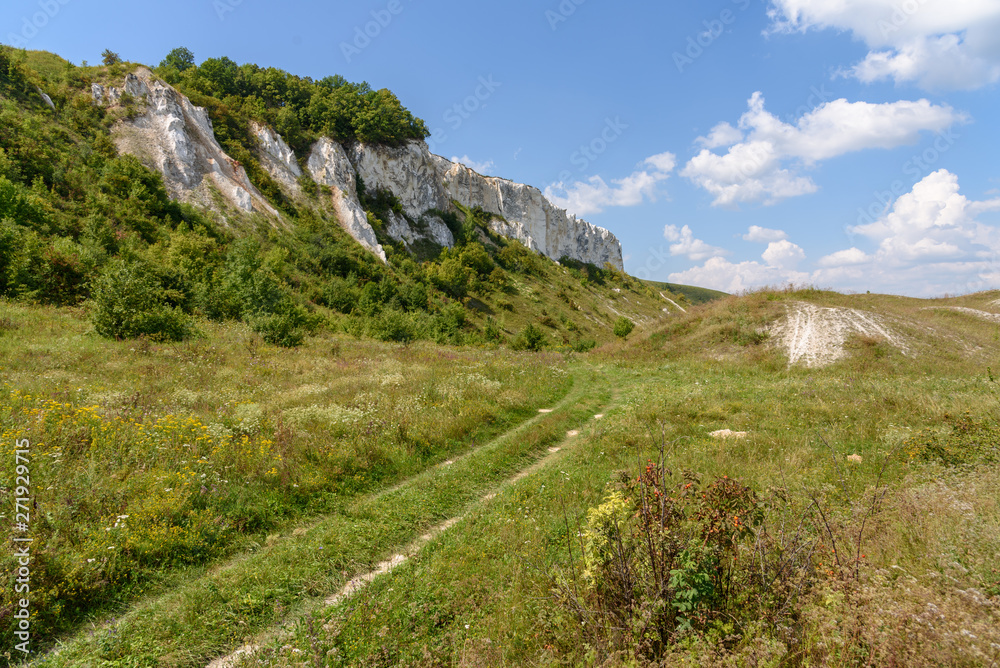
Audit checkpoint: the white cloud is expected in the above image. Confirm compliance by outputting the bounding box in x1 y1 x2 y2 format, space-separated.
743 225 788 242
762 240 806 269
664 225 729 261
544 152 676 216
697 122 744 149
645 152 678 172
816 170 1000 295
667 171 1000 297
768 0 1000 90
669 234 809 293
817 247 873 267
681 92 962 206
452 155 495 175
668 257 810 293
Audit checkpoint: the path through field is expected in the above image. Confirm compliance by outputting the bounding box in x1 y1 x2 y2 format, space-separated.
32 366 612 668
206 415 600 667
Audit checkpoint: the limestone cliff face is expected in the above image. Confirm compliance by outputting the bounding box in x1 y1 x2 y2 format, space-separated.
306 138 387 263
436 156 623 269
348 141 623 269
95 70 622 270
95 69 278 219
252 120 301 193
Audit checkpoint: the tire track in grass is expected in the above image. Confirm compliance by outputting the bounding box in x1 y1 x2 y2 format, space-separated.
35 366 609 668
207 390 611 667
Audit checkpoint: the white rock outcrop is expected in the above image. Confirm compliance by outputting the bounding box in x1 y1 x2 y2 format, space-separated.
348 141 623 269
306 138 387 262
92 70 622 268
96 69 278 219
36 87 55 110
252 120 302 193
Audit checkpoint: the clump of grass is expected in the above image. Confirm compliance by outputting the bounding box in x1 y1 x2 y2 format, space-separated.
903 410 1000 466
545 448 817 664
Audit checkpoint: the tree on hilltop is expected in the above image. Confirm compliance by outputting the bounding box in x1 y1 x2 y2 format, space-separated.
160 47 195 72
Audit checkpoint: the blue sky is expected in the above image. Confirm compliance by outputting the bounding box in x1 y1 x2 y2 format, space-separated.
4 0 1000 296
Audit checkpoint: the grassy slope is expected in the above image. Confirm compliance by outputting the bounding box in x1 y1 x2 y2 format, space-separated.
9 48 673 352
219 289 1000 667
639 279 727 305
0 300 577 658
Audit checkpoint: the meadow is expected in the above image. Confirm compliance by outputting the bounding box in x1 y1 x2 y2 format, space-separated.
3 288 1000 667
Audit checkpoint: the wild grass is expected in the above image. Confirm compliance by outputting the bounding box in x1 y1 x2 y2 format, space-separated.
0 300 572 654
4 289 1000 666
249 289 1000 667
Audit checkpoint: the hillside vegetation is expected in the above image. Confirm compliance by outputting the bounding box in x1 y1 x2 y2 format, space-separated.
0 46 679 353
1 289 999 667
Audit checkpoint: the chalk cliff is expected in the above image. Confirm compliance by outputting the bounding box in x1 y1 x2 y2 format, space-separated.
95 68 278 219
348 142 623 269
96 70 623 270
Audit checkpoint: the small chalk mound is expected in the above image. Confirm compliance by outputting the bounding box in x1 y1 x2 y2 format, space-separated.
547 447 561 454
566 430 579 437
443 460 454 466
847 454 863 464
538 409 554 413
771 301 908 368
594 414 604 419
710 429 748 440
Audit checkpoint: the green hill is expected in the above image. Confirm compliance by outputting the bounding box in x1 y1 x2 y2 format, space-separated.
0 46 671 353
640 278 727 304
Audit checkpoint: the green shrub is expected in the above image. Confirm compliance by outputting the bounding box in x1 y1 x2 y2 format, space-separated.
323 276 361 314
247 303 309 347
613 316 635 339
498 241 540 275
460 242 494 276
369 308 414 343
484 316 503 342
90 259 194 341
551 459 811 662
430 256 471 299
512 323 545 351
433 302 466 342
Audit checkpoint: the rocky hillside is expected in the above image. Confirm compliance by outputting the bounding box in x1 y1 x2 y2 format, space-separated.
0 48 675 351
94 68 623 270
